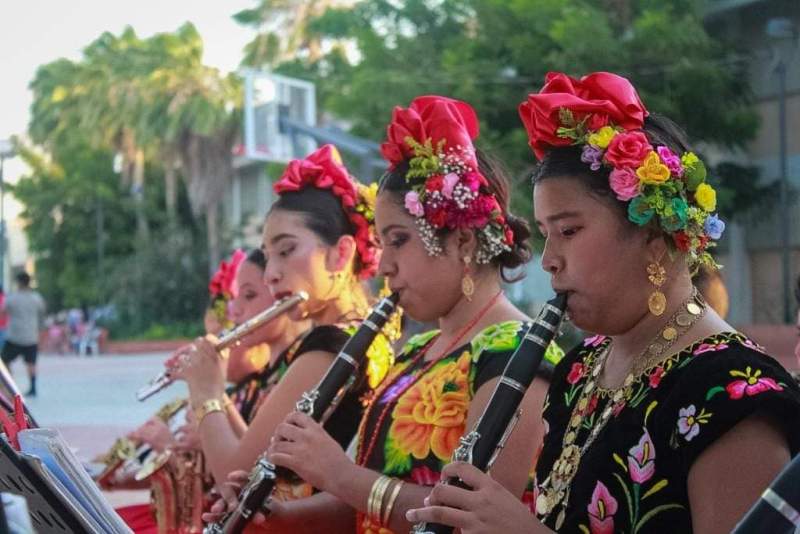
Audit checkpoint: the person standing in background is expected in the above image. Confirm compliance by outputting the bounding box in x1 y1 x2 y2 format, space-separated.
1 272 45 397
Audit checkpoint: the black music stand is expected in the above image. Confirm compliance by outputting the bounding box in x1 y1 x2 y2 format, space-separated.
0 435 93 533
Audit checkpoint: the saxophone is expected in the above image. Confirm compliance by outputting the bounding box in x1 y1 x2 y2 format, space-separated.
96 397 187 488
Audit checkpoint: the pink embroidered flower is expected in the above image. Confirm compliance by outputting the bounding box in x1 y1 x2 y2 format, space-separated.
693 342 729 356
677 405 709 442
726 367 784 400
582 394 599 416
409 465 440 486
609 167 639 201
584 335 607 347
656 146 683 177
612 401 626 417
442 172 460 198
741 338 766 354
567 362 585 385
587 480 618 534
404 191 424 217
627 428 656 484
648 366 665 388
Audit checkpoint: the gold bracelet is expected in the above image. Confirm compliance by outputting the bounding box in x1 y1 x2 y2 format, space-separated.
382 479 404 526
368 475 392 523
194 397 232 424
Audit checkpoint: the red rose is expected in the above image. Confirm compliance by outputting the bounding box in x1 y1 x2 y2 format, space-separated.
380 96 480 169
518 71 649 160
428 208 447 228
673 231 691 252
426 174 444 192
567 362 585 385
604 131 651 169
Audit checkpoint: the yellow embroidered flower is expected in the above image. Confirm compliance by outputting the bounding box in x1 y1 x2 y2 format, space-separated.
588 126 617 149
636 152 671 185
388 351 471 461
681 151 700 168
694 183 716 212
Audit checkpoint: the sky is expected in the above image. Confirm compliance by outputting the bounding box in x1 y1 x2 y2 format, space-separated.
0 0 255 265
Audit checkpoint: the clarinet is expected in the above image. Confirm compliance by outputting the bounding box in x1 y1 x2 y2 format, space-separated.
732 453 800 533
412 293 567 534
205 292 400 534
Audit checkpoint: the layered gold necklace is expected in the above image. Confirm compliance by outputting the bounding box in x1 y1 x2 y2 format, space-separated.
535 289 706 529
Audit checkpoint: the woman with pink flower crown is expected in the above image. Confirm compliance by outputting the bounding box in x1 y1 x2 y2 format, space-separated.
170 144 392 507
204 95 564 533
405 72 800 534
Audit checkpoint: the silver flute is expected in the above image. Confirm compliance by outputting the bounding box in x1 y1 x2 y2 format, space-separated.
136 292 309 401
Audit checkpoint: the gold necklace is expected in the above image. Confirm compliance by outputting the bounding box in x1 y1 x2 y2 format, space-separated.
536 289 706 529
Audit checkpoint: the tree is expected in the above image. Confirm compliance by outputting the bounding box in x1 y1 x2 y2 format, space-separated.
265 0 760 221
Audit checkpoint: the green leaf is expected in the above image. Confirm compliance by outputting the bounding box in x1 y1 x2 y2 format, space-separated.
383 436 412 476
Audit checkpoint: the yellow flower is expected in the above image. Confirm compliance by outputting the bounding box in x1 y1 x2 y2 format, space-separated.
695 183 717 212
588 126 617 149
636 151 671 185
681 151 699 168
360 182 378 208
330 145 344 164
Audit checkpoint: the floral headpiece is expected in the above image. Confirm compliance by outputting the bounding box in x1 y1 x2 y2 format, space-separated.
519 72 725 268
273 144 380 278
381 95 514 264
209 248 247 324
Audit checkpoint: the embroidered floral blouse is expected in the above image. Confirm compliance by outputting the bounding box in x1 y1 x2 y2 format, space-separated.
355 320 564 534
533 331 800 533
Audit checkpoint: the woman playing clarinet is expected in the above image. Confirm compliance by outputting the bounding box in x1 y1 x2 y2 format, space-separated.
212 95 564 533
173 144 387 495
406 71 800 534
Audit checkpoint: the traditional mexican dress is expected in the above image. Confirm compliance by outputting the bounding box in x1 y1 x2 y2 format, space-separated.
533 331 800 533
355 320 564 534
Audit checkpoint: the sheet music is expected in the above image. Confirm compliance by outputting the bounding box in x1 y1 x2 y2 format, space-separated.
18 428 133 534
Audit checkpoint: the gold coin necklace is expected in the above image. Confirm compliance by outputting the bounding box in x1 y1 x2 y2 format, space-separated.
535 289 706 529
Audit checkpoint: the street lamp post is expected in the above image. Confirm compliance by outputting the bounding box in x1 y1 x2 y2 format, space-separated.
766 18 797 324
0 139 15 291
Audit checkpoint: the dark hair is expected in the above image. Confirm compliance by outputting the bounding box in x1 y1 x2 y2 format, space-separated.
16 272 30 288
246 248 266 270
795 274 800 307
379 148 532 280
269 188 364 275
532 113 692 224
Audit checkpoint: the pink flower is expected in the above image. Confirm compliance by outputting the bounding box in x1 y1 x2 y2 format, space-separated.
587 480 618 534
442 173 460 198
567 362 585 385
584 335 607 347
604 130 651 169
726 367 784 400
677 405 702 441
609 167 640 201
656 146 683 177
648 366 665 388
462 171 485 192
627 428 656 484
741 339 766 354
692 342 729 356
404 191 424 217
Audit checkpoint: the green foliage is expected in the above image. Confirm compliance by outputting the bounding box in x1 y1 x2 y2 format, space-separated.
257 0 759 228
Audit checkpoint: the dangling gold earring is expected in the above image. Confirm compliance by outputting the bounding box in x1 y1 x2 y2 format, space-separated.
647 261 667 316
462 256 475 302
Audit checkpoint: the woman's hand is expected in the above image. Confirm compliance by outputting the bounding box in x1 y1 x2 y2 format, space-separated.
267 411 351 492
405 462 544 534
129 418 174 452
172 336 227 402
202 470 285 527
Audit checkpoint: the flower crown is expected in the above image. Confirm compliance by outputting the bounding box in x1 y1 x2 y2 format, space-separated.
519 72 725 268
273 144 380 279
209 248 247 323
381 96 514 264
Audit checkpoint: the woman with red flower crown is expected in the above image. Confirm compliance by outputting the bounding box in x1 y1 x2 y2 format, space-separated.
204 95 564 533
406 72 800 534
169 144 389 505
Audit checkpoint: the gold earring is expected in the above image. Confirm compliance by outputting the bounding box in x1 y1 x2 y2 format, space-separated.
647 261 667 316
462 256 475 301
